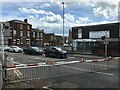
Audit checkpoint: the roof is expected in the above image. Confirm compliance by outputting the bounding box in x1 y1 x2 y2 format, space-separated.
73 22 120 28
8 19 31 25
44 33 55 37
56 35 63 40
32 28 44 32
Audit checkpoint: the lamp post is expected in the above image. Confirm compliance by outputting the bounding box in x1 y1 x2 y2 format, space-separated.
0 23 4 65
62 2 64 49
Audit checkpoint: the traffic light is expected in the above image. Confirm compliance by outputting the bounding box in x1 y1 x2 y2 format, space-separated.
101 36 106 40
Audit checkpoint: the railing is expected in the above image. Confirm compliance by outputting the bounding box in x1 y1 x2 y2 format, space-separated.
0 62 3 90
5 57 118 83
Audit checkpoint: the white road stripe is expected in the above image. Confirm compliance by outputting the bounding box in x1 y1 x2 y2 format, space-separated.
62 66 114 76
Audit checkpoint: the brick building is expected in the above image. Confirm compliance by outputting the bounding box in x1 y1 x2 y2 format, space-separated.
71 22 120 56
31 28 44 48
8 19 32 47
44 33 56 46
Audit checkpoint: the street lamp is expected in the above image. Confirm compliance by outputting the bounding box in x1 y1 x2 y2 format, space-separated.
0 23 5 64
62 2 64 49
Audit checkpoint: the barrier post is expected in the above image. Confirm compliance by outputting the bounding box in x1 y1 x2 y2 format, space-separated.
0 62 3 90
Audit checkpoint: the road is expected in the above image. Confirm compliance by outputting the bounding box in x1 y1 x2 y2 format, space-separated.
0 51 119 89
0 51 103 65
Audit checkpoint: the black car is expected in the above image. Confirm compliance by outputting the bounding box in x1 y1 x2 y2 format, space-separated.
44 46 68 58
23 47 43 55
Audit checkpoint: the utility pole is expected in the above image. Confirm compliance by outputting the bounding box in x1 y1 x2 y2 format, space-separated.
0 23 4 65
1 22 9 81
62 2 64 49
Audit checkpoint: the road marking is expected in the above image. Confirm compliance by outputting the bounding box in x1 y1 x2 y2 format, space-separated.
43 86 53 90
62 66 114 76
84 62 118 68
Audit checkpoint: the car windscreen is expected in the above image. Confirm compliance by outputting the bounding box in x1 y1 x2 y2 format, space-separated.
32 47 40 51
54 47 62 51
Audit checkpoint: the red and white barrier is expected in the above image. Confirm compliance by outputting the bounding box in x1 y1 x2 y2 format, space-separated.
79 57 112 63
7 56 116 68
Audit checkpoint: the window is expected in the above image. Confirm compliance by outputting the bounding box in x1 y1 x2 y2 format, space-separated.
37 33 39 38
28 25 30 30
33 32 35 37
27 31 30 37
14 39 16 42
78 28 82 38
20 24 23 29
20 31 23 37
40 33 43 38
89 31 110 38
41 39 43 44
36 39 39 45
17 39 20 44
13 39 16 44
13 30 16 35
26 39 30 45
21 38 23 44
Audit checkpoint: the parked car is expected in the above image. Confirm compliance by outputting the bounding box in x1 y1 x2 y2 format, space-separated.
44 46 68 58
0 45 10 51
4 45 10 51
8 46 23 53
23 47 43 55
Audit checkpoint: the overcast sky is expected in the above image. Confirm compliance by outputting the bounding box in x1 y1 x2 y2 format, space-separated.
0 0 119 36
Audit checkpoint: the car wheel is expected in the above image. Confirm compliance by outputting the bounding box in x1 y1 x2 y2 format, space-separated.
33 51 36 55
19 50 22 53
13 50 16 53
45 53 49 57
57 54 61 59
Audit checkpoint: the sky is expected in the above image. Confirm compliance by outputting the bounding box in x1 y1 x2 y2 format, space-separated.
0 0 119 36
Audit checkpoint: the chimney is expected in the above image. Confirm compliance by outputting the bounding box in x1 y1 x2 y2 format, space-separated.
24 19 27 23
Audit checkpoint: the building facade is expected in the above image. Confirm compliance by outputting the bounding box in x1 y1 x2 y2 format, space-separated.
44 33 56 46
8 19 32 47
31 28 44 48
72 22 120 56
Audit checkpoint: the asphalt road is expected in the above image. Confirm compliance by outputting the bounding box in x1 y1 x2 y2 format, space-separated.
0 51 103 65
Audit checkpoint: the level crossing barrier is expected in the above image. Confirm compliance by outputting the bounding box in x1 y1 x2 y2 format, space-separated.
5 57 119 83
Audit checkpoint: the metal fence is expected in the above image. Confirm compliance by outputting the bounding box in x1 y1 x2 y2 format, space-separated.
5 58 118 83
0 62 3 90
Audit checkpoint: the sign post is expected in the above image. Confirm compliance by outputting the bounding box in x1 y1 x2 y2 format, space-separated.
101 36 108 57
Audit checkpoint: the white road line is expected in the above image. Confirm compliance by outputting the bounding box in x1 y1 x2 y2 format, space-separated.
84 62 118 68
62 66 114 76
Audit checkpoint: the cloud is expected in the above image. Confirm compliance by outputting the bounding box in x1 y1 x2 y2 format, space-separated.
36 3 51 9
2 1 119 36
64 14 75 22
18 7 54 15
42 14 62 23
75 17 92 24
91 2 118 20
